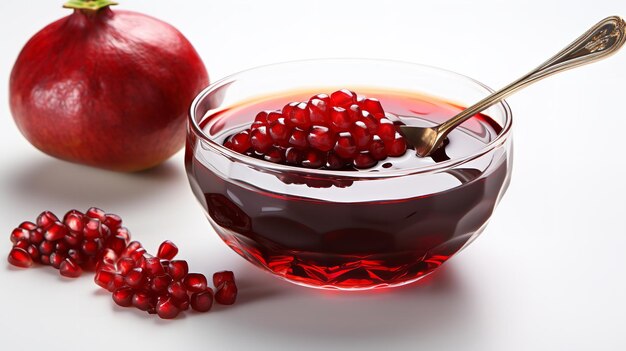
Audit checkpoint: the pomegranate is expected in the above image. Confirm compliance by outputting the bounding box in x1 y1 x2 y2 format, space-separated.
224 89 409 170
9 1 209 171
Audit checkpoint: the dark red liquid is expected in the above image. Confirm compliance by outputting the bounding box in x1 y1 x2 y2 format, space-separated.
186 90 510 289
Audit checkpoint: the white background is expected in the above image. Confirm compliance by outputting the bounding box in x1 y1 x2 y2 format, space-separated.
1 1 626 350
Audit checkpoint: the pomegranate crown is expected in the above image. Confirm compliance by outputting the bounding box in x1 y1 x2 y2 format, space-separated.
63 0 118 11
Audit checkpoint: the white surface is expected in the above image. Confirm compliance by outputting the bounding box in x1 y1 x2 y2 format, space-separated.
1 0 626 350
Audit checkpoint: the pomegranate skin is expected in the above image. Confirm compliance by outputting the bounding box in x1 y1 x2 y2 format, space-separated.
9 7 209 171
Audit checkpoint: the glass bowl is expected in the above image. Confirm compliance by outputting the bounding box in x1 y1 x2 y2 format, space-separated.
185 59 513 290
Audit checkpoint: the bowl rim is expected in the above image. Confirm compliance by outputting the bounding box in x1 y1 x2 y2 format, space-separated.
188 58 513 179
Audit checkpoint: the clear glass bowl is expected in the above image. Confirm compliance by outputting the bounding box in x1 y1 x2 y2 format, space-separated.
186 59 513 290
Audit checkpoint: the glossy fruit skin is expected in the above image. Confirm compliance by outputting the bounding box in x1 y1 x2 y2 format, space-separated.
9 7 209 171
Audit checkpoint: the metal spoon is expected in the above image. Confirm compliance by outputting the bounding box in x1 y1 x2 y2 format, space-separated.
399 15 626 157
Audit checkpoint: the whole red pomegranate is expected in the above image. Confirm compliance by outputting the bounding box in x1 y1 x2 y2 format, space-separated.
9 1 209 171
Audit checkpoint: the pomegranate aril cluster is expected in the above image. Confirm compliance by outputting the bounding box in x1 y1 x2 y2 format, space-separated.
8 209 238 320
224 89 409 170
95 240 237 319
8 207 130 277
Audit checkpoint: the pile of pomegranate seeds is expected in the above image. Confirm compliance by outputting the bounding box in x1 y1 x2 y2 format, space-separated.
95 240 237 318
224 89 409 170
8 207 129 276
8 208 237 319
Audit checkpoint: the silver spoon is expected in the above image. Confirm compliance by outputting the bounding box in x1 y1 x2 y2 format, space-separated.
399 16 626 157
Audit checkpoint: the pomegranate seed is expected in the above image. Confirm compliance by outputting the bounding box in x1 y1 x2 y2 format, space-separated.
83 218 103 239
100 248 118 266
37 211 59 230
330 89 357 108
112 287 133 307
266 111 282 124
173 294 190 311
40 255 50 265
157 240 178 260
151 274 172 293
307 126 335 152
347 104 362 122
330 106 352 132
386 132 408 157
62 209 83 219
167 281 188 301
49 252 65 269
122 241 143 257
96 262 115 275
116 227 130 243
132 291 154 311
68 249 84 264
377 118 396 141
213 271 235 287
281 102 297 122
326 153 347 170
361 111 379 133
215 281 238 305
359 97 385 118
39 240 55 255
263 147 285 163
82 240 101 256
117 257 135 275
168 260 189 281
94 269 116 290
8 247 33 268
249 121 264 133
111 274 125 291
107 234 127 255
250 126 273 153
233 130 253 153
354 152 376 169
86 207 106 221
64 230 82 247
125 268 146 288
55 240 70 254
285 147 303 165
14 239 29 250
309 95 329 124
143 257 165 277
334 133 357 159
191 289 214 312
63 212 84 232
301 150 325 168
59 258 82 278
184 273 208 293
286 102 311 129
10 228 30 244
26 245 40 262
288 129 308 149
156 296 180 319
103 214 122 232
352 121 371 150
254 110 270 123
369 136 387 160
19 221 37 230
28 228 44 245
127 248 146 262
44 222 68 241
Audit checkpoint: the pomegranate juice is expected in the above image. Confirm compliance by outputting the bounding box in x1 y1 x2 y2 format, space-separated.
186 90 509 289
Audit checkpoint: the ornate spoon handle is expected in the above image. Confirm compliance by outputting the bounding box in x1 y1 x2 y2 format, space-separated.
437 16 626 134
